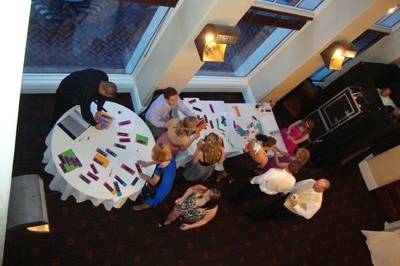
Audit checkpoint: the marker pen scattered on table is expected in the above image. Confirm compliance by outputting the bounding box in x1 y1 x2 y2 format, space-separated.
114 143 126 149
193 106 202 112
209 104 215 113
115 175 127 187
90 163 98 174
79 174 91 184
96 148 108 157
106 148 117 157
113 181 122 197
121 163 135 175
118 120 131 126
103 182 115 195
117 132 129 137
210 120 214 129
87 171 99 181
131 177 139 186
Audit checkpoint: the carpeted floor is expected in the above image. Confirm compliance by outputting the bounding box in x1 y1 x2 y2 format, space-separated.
4 93 386 266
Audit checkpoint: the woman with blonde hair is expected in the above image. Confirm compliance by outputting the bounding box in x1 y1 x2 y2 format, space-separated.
183 132 225 181
157 116 199 157
260 147 310 174
133 144 176 211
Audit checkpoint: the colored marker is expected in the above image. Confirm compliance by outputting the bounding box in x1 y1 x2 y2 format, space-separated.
209 104 215 113
118 120 131 126
210 120 214 129
103 182 115 195
87 171 99 181
121 163 135 175
96 148 108 157
79 174 91 184
131 177 139 186
113 181 122 197
204 115 208 123
114 143 126 149
106 148 117 157
119 138 131 143
114 175 127 187
117 132 129 137
193 106 202 112
252 115 259 122
90 163 98 174
188 99 197 104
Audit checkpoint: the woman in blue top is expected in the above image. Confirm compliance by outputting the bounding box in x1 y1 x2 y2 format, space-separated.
133 144 177 211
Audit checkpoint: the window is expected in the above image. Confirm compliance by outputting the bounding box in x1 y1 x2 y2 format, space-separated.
196 21 293 77
310 30 387 82
375 6 400 29
24 0 168 74
262 0 325 11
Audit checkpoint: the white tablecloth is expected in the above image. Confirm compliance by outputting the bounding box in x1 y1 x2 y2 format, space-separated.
43 102 155 210
177 99 286 167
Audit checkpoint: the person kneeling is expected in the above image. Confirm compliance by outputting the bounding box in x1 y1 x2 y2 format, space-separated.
159 185 221 231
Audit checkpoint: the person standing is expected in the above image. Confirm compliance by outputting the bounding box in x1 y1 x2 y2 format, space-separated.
52 68 117 127
247 178 330 220
133 144 177 211
183 133 225 181
145 87 194 139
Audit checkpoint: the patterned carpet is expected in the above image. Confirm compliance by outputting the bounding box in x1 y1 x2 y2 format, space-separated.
4 93 386 266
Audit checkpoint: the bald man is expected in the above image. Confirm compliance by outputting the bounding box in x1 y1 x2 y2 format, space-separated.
246 178 330 220
52 68 117 127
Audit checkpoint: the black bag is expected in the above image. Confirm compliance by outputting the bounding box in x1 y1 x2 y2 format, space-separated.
142 182 156 199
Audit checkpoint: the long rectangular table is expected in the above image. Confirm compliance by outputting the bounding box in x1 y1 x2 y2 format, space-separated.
176 99 286 167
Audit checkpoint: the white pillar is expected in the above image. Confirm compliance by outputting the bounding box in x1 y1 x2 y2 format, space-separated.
134 0 254 104
248 0 399 102
0 1 31 264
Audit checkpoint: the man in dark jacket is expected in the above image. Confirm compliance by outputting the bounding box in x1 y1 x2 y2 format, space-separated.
52 68 117 127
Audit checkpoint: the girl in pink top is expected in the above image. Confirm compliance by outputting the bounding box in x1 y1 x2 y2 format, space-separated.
280 119 314 154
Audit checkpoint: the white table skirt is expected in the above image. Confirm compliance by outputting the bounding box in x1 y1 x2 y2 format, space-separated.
43 136 142 211
43 102 155 211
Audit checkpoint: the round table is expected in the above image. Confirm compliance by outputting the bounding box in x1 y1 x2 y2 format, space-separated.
43 102 155 210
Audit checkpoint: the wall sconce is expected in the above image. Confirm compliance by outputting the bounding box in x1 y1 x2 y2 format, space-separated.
321 41 357 70
195 24 239 62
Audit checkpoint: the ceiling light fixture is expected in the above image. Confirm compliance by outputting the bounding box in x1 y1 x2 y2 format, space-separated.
321 41 357 70
195 24 239 62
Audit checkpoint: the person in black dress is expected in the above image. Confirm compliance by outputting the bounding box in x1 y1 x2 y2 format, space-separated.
52 68 117 127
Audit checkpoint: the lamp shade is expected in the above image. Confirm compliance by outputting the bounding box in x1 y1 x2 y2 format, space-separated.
321 41 357 70
195 24 239 62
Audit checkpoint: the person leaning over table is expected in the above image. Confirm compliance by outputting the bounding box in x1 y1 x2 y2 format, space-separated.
158 184 221 231
183 132 225 182
132 144 176 211
216 135 276 182
52 68 117 128
261 147 310 174
145 87 195 139
246 178 330 220
157 116 199 157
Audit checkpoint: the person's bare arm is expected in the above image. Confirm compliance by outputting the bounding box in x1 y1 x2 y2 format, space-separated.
191 150 202 164
180 206 218 231
288 133 309 145
274 153 290 168
287 120 302 132
139 173 160 186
